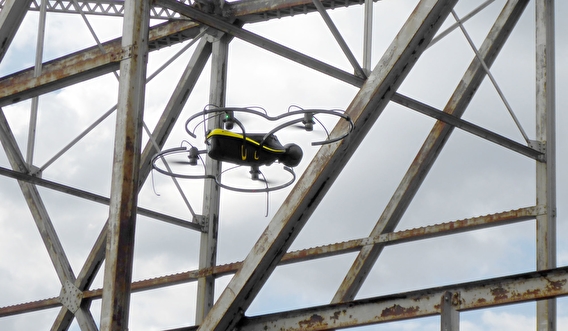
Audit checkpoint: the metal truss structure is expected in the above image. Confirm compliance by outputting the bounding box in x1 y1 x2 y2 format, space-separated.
0 0 562 330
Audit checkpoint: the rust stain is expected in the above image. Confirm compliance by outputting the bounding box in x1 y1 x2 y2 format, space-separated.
477 297 487 304
490 287 509 301
298 314 326 329
546 279 567 292
522 288 541 298
380 304 420 318
330 310 343 321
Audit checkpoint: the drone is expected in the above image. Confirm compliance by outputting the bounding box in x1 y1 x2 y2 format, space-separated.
151 105 353 193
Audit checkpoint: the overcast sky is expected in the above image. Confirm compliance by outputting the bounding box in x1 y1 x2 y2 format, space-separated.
0 0 567 330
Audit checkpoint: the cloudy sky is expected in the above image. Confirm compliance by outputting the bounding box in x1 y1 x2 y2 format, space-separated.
0 0 567 330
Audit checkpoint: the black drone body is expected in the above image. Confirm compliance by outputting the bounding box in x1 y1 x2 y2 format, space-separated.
152 105 353 193
207 129 303 168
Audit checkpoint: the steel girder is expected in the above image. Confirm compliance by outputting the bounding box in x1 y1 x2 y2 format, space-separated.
0 205 542 316
0 0 560 330
332 0 531 304
2 0 376 22
191 0 459 330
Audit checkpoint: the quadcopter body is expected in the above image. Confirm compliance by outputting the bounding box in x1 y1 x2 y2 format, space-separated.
152 105 353 193
206 129 303 168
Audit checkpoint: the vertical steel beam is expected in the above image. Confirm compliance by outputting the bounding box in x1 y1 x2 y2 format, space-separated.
362 0 373 75
535 0 556 330
50 39 212 331
99 0 150 329
197 1 458 330
27 0 47 166
441 292 459 331
196 35 228 324
332 0 530 303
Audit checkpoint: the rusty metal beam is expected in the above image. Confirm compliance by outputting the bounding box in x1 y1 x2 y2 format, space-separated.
0 0 370 108
184 2 459 329
99 0 150 329
332 0 531 304
195 34 228 323
49 38 213 331
0 20 201 108
0 206 540 318
235 267 568 331
13 0 372 22
535 0 557 329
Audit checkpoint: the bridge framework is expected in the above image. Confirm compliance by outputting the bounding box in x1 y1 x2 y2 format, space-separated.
0 0 561 330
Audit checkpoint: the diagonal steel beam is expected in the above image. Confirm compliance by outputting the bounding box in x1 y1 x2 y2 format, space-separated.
50 38 214 331
0 0 368 109
0 109 99 330
0 165 202 230
390 92 543 160
155 0 365 87
311 0 366 79
195 1 458 330
332 0 530 303
0 20 202 108
0 0 31 62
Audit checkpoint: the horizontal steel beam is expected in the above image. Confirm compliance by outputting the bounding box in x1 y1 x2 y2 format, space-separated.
236 266 568 331
11 0 373 22
0 206 538 317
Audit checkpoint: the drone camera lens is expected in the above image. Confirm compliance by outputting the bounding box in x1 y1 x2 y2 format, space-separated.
280 144 303 167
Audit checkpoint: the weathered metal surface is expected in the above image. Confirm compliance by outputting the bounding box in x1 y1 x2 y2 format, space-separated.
10 0 375 22
191 1 458 330
51 40 214 330
0 20 201 107
4 267 567 329
59 280 84 314
237 267 568 331
0 0 371 108
0 206 542 317
440 292 459 331
332 0 531 304
99 0 150 329
196 36 228 324
535 0 557 329
227 0 375 23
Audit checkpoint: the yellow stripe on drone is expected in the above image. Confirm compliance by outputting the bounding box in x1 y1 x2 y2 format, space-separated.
207 129 285 153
